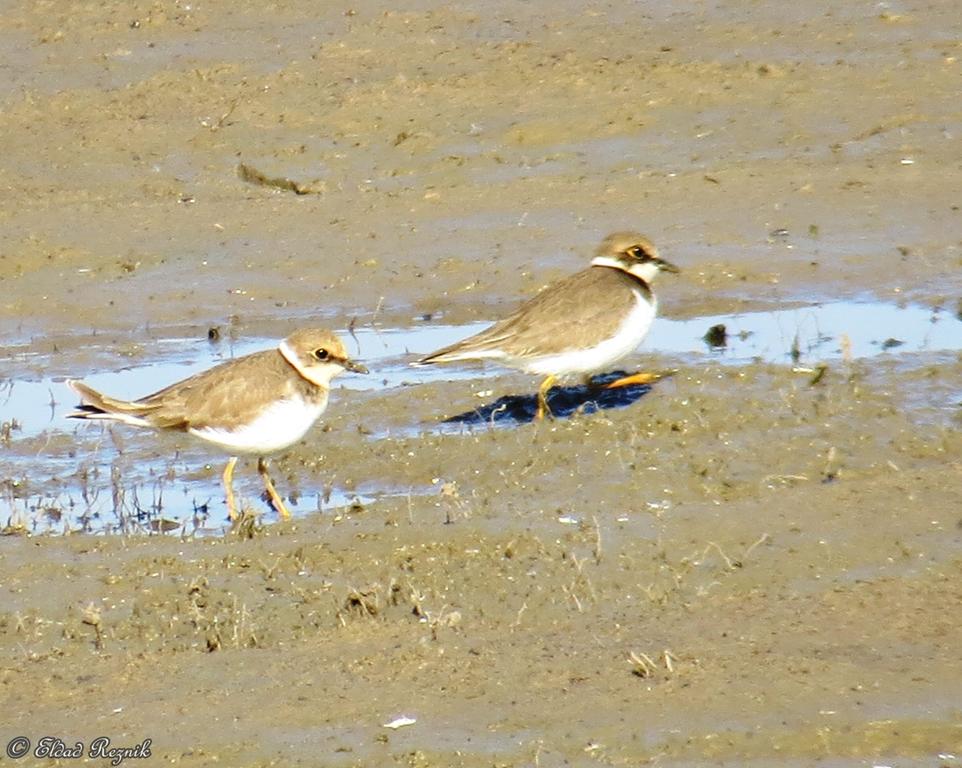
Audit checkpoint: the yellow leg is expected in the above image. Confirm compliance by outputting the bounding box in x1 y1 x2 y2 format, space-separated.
535 374 557 420
223 456 239 520
258 458 291 519
605 371 662 389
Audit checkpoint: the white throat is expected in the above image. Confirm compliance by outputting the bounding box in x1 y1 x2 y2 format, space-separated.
279 340 340 388
591 255 659 285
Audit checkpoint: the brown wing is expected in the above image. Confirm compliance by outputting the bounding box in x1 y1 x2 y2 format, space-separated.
134 350 303 431
419 267 647 361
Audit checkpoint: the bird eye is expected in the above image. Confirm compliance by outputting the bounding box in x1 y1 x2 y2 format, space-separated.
314 348 329 361
629 245 648 260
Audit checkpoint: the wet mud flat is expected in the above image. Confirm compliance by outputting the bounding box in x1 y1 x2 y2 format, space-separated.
2 0 962 765
3 353 961 765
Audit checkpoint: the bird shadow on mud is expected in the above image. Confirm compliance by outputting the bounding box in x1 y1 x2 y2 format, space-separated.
443 370 654 426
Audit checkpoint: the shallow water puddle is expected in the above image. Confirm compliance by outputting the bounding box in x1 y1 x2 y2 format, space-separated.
7 477 378 537
4 299 958 438
1 300 958 533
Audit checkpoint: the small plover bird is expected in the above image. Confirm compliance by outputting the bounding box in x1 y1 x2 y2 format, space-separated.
67 328 368 519
414 232 678 418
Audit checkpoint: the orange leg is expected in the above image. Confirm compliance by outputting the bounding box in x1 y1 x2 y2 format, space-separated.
258 458 291 519
604 371 662 389
535 374 557 420
222 456 239 520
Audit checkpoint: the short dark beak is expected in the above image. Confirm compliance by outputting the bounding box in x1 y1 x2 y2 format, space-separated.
656 258 680 274
342 358 369 374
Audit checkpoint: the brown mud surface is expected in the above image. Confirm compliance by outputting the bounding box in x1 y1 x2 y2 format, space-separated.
1 1 961 765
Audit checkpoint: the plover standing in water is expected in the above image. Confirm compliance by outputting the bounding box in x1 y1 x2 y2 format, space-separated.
414 232 678 418
68 328 367 519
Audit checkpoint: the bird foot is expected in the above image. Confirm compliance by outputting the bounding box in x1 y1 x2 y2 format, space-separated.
223 456 240 520
258 458 291 519
534 401 554 421
604 371 665 389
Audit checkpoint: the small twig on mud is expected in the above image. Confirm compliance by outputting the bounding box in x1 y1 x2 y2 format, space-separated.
489 403 508 427
628 650 657 678
237 163 325 195
744 533 771 559
258 558 281 581
81 603 104 651
533 740 543 768
368 295 388 348
110 462 124 520
346 316 360 354
513 601 528 628
208 97 239 131
703 541 740 570
371 295 385 325
760 473 808 488
230 596 240 647
230 507 262 539
822 445 840 482
562 584 583 613
663 649 678 674
840 333 853 364
439 481 467 523
629 649 678 678
592 515 603 564
808 363 828 386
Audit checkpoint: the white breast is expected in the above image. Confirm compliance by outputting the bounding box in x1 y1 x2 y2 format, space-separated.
189 395 328 455
523 289 656 377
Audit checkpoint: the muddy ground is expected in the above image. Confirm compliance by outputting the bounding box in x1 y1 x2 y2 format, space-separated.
1 1 961 765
